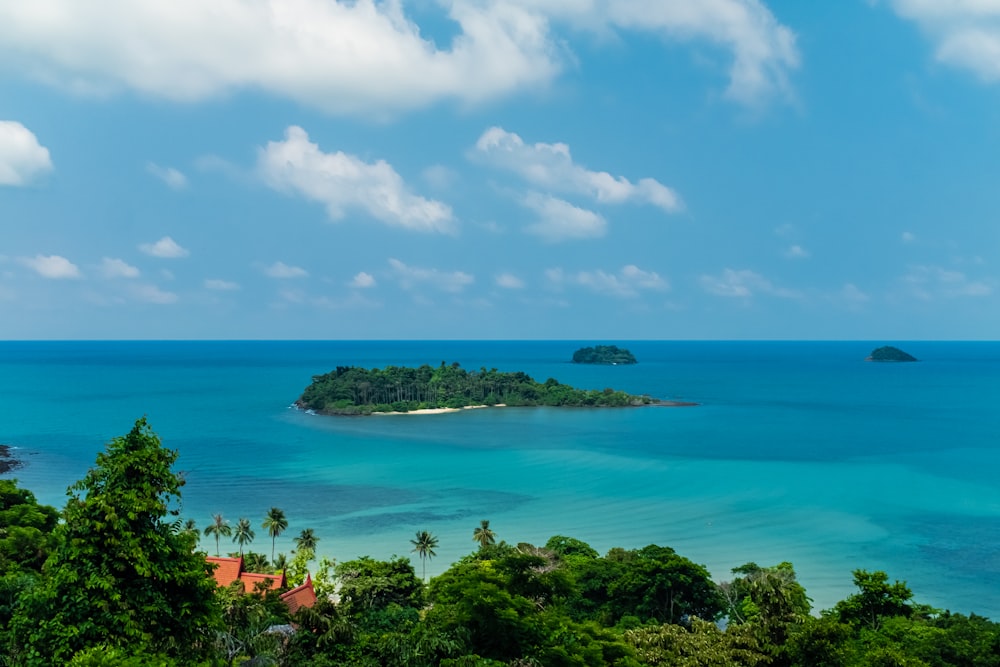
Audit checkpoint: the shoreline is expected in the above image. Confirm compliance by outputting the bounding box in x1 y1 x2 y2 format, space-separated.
0 444 22 475
372 404 506 416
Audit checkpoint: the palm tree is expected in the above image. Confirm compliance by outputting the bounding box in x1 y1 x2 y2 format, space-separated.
233 517 255 556
262 507 288 562
273 553 288 573
472 519 496 549
294 528 319 553
204 513 232 557
410 530 439 582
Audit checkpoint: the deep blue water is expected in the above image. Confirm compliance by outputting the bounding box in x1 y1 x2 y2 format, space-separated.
1 340 998 617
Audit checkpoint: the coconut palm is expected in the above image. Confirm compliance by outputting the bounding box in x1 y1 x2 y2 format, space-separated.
273 553 288 573
233 517 255 556
204 513 232 557
410 530 439 582
472 519 496 549
294 528 319 553
262 507 288 562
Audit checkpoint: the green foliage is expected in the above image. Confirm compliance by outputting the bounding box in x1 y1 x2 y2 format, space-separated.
411 529 439 582
335 555 424 618
204 512 232 557
625 617 769 666
7 418 221 665
262 506 288 561
297 362 653 414
472 519 496 549
572 345 638 365
835 570 915 631
0 479 58 574
233 516 255 556
868 346 918 362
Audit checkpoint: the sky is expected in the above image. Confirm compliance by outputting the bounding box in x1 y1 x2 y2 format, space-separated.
1 0 999 340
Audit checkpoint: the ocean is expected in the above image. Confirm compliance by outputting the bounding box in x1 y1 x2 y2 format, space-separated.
1 340 997 617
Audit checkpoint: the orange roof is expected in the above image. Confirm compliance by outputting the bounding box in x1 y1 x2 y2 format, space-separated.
206 556 285 593
280 574 317 614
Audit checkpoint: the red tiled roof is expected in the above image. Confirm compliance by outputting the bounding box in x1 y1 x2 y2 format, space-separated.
280 574 317 615
241 571 285 593
206 556 285 593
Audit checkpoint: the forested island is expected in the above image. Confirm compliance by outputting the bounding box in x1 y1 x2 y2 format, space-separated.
867 345 918 362
2 419 998 666
297 362 657 415
572 345 637 365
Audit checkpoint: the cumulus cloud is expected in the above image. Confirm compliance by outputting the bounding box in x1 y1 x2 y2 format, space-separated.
0 121 53 186
20 254 81 279
784 244 809 259
495 272 525 289
100 257 140 279
146 162 187 190
700 268 798 298
890 0 1000 82
902 264 993 299
522 193 607 241
388 258 473 293
131 283 178 304
259 126 454 233
264 261 308 279
547 264 667 297
0 1 796 113
205 278 240 291
475 127 681 211
139 236 189 258
350 272 376 289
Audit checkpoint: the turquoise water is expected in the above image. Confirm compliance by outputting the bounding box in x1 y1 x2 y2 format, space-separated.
1 341 998 617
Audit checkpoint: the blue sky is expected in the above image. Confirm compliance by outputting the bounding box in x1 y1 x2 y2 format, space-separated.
1 0 998 340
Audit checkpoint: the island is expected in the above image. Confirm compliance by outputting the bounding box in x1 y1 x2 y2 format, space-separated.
0 444 21 474
296 362 664 415
866 346 918 362
571 345 637 365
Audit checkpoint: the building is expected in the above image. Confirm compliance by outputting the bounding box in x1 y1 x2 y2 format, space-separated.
206 556 316 612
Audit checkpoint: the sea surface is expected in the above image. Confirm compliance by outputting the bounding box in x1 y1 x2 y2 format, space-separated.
1 340 997 617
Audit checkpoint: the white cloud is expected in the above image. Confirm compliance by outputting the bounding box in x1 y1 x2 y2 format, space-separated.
146 162 187 190
901 231 916 243
475 127 681 211
264 261 308 279
0 121 53 186
100 257 140 279
258 126 454 233
0 1 796 113
388 258 474 293
784 244 809 259
700 268 799 298
131 283 178 304
495 272 525 289
0 0 558 116
902 264 993 299
839 283 870 304
350 272 376 289
890 1 1000 81
547 264 668 297
522 193 607 241
422 164 458 190
204 278 240 291
139 236 189 258
20 254 81 279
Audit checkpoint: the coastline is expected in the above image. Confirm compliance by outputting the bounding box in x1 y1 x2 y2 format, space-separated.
0 444 21 475
372 404 507 416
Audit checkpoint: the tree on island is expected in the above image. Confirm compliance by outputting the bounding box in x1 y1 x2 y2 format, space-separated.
572 345 638 365
295 528 319 553
204 512 232 557
262 506 288 562
867 346 918 362
410 530 439 582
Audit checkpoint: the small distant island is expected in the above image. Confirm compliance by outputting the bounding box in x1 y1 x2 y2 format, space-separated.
867 346 918 362
296 362 665 415
571 345 637 365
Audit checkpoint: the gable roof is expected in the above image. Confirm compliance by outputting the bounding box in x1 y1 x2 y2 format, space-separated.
279 573 318 615
206 556 286 593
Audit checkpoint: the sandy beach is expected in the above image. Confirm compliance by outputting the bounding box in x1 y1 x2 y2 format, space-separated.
373 404 506 415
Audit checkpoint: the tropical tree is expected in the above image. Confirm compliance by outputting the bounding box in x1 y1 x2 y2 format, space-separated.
8 418 221 663
273 553 288 572
204 513 232 557
261 507 288 562
472 519 496 549
294 528 319 553
233 518 255 556
410 530 439 582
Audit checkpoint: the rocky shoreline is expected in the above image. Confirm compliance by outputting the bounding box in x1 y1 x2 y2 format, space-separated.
0 444 21 474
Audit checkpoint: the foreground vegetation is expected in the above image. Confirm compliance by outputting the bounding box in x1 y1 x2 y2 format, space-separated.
297 362 655 415
2 419 998 666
